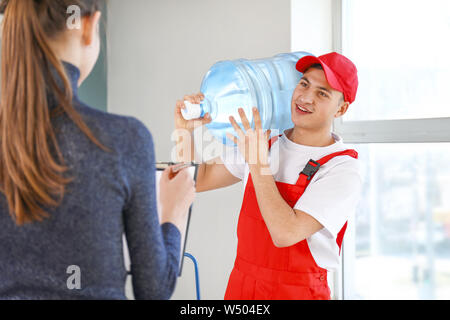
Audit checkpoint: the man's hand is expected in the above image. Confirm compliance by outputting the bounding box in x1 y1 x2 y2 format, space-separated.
174 93 212 163
175 93 212 133
226 107 271 171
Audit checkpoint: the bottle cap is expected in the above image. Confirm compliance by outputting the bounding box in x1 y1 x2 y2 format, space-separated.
181 101 202 120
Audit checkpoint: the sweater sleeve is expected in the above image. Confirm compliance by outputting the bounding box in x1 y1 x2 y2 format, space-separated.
121 117 181 300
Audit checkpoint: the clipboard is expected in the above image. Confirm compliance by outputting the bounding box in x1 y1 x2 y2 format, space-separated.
155 162 199 277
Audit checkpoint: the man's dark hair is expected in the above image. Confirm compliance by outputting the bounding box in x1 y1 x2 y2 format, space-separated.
305 63 323 72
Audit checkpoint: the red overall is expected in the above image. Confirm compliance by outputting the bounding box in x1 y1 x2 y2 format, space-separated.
224 135 358 300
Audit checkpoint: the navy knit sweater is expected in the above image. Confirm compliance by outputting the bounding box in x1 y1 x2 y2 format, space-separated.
0 62 181 300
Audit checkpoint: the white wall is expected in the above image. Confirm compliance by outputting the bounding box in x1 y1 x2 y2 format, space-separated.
107 0 291 300
291 0 334 54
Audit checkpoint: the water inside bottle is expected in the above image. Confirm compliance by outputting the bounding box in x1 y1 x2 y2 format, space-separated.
196 52 312 145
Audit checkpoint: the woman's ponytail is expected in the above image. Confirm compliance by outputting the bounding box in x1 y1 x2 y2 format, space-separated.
0 0 108 225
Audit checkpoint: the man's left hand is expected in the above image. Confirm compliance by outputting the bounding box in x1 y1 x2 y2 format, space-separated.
226 107 271 170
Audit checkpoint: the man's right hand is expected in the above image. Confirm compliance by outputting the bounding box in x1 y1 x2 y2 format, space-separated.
175 93 212 133
174 93 241 193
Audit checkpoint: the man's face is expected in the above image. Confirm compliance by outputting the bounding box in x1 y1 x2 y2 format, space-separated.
291 67 348 131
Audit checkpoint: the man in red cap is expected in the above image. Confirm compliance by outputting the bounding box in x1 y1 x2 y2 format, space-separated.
175 52 362 300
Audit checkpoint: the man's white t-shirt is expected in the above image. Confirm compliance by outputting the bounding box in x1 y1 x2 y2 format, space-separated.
220 130 363 272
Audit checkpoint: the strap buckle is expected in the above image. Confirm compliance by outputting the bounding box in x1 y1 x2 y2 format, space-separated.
300 160 321 181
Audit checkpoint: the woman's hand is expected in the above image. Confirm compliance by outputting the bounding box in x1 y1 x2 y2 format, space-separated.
226 107 271 171
175 93 212 133
159 165 196 232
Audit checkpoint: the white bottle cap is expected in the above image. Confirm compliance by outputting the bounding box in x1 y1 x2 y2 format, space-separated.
181 101 202 120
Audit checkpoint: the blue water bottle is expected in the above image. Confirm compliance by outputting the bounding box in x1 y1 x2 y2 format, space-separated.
182 51 312 145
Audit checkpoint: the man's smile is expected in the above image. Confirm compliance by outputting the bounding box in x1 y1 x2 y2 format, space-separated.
295 103 313 114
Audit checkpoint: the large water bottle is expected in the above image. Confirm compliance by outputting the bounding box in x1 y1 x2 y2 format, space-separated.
182 51 312 146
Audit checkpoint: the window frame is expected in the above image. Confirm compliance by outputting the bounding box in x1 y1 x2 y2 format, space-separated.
333 0 450 300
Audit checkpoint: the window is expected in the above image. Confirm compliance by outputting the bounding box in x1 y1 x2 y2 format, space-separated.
341 0 450 122
336 0 450 299
346 143 450 299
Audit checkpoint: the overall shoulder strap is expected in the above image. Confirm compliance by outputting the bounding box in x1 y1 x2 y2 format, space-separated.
296 149 359 186
268 134 283 151
316 149 359 166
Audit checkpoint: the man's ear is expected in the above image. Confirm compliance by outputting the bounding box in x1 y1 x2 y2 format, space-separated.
81 11 101 46
335 101 350 118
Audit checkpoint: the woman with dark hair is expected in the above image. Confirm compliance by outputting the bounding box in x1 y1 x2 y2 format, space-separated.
0 0 195 300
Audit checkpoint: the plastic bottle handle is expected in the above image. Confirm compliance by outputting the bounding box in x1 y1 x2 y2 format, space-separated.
181 101 202 120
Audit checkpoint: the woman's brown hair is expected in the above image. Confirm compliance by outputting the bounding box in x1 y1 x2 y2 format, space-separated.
0 0 109 225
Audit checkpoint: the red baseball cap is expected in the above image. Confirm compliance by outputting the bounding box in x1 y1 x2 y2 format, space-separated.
296 52 358 104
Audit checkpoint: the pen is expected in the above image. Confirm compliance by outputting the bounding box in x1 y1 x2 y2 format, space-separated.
172 163 193 173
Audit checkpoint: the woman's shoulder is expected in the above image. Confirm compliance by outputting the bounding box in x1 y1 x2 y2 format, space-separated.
74 101 153 143
66 102 155 167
